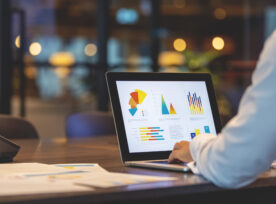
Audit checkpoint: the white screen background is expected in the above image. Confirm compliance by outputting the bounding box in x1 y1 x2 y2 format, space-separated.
116 81 217 153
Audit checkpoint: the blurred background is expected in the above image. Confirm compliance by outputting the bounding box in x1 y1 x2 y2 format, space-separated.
1 0 276 138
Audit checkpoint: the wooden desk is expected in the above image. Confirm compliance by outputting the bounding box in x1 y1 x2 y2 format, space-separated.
2 135 276 204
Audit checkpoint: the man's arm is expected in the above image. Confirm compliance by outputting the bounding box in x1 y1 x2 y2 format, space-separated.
170 30 276 188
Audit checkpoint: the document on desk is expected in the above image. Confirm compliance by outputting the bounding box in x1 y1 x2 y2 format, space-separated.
0 162 80 175
74 172 177 188
4 163 106 180
0 178 91 196
48 163 177 188
53 163 108 173
0 162 177 194
38 163 177 188
0 163 94 195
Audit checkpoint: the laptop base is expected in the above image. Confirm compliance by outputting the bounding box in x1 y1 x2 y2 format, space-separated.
125 160 190 172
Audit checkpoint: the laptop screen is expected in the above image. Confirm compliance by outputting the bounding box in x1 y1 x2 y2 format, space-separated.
116 81 217 153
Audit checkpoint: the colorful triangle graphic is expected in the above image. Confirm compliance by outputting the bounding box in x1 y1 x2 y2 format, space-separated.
169 104 176 114
161 95 169 115
129 97 137 109
130 92 139 104
128 89 147 116
135 89 147 104
129 108 138 116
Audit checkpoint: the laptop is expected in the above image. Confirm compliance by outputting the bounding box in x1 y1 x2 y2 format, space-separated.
106 72 221 172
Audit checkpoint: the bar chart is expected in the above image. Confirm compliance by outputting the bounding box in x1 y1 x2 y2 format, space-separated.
139 127 165 141
187 92 204 115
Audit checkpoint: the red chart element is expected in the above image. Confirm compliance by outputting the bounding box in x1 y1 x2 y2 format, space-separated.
130 92 139 104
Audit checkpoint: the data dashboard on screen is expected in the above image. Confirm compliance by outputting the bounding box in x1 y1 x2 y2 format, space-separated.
116 81 217 153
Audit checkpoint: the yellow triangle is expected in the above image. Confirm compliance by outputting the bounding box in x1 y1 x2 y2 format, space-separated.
135 89 147 104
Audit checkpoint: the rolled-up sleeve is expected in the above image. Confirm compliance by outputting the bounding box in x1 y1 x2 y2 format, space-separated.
189 30 276 188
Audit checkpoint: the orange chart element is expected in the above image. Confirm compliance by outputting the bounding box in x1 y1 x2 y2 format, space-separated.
130 92 139 104
169 104 176 114
162 95 177 115
129 97 137 109
128 89 147 116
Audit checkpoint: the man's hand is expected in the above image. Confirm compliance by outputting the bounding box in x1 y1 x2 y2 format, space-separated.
168 141 193 163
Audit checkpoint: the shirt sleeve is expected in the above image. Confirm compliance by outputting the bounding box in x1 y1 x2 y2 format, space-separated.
189 30 276 189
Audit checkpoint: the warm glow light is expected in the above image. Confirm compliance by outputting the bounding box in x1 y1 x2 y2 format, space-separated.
29 42 42 56
15 35 20 48
214 8 226 20
158 51 185 66
24 66 37 79
212 37 225 50
49 52 75 67
173 38 187 52
84 43 97 56
54 67 71 78
174 0 186 8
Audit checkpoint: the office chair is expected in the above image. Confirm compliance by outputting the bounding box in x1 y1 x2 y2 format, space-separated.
0 114 39 139
65 111 116 138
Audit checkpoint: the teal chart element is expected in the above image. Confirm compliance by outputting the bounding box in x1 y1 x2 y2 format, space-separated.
129 108 138 116
161 95 169 115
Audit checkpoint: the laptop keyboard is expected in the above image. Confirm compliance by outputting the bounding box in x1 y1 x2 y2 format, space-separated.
148 160 187 166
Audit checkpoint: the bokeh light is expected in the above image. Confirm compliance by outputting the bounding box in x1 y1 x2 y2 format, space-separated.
212 37 225 50
15 35 20 48
29 42 42 56
54 67 71 78
24 66 37 79
158 51 185 66
116 8 139 24
173 38 187 52
214 8 227 20
84 43 97 56
49 52 75 67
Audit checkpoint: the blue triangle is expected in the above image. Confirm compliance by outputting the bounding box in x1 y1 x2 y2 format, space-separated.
162 105 169 115
161 96 169 115
129 108 138 116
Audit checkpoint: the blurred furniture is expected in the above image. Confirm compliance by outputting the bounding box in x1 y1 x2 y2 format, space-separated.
0 114 39 139
65 111 116 138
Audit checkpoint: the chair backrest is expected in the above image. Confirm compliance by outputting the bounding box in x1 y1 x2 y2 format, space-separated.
0 114 39 139
65 111 116 138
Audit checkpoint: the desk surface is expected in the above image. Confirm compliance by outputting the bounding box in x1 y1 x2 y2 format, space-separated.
3 136 276 204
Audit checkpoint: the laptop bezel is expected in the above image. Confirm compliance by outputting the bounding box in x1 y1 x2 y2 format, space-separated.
106 72 222 162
